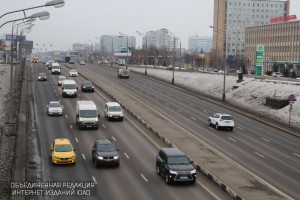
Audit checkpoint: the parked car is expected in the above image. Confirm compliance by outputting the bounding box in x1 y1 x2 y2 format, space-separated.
81 80 95 92
92 138 120 168
208 113 234 130
69 69 78 77
50 138 76 165
79 61 85 65
265 71 273 76
37 72 47 81
57 75 66 86
156 147 196 184
272 72 283 77
47 101 63 116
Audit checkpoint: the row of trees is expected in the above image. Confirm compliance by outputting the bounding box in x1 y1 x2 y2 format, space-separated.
98 46 249 70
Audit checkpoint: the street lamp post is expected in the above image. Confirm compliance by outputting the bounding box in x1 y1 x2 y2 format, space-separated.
210 26 226 101
0 0 64 20
167 31 176 84
119 32 129 69
136 31 148 75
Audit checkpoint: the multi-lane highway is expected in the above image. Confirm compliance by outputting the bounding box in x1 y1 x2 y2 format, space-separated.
29 62 221 200
61 63 300 199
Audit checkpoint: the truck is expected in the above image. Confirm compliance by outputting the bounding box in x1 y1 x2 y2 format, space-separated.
118 68 130 79
76 101 100 129
118 59 125 66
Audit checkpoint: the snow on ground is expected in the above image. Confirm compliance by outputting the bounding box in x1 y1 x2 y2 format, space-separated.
130 66 300 128
0 64 10 122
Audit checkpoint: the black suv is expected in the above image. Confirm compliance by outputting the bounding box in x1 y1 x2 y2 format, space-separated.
92 139 120 168
156 148 196 184
81 80 94 92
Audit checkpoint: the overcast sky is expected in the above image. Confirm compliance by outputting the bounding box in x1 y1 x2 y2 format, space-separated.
1 0 300 51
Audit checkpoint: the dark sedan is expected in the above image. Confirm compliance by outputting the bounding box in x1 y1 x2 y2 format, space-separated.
37 72 47 81
81 80 94 92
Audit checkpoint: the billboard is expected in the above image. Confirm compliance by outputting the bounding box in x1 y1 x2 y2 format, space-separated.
0 41 12 51
5 35 26 42
114 47 131 57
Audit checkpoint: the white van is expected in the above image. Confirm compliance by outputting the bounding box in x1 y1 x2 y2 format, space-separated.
104 102 123 121
51 62 61 75
76 101 100 129
62 79 78 98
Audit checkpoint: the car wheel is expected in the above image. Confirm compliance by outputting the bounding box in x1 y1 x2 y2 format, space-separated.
115 163 120 168
156 165 160 175
165 173 170 184
208 120 211 126
95 160 100 168
215 123 219 130
229 127 234 131
92 154 95 162
120 117 123 122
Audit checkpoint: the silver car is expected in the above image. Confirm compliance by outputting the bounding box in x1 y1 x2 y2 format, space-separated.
57 75 66 86
69 69 78 77
47 101 63 116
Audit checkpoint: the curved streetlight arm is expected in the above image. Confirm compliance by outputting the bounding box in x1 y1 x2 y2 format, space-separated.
0 0 64 20
0 11 50 29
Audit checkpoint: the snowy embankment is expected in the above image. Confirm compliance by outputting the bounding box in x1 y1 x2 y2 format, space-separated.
130 66 300 128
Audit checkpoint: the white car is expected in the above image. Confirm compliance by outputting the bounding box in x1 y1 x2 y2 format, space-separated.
47 101 63 116
208 113 234 130
80 61 85 65
272 72 283 77
69 69 78 77
104 102 123 121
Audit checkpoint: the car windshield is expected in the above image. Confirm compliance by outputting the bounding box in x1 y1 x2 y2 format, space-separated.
39 73 46 76
52 66 60 69
221 116 233 120
109 106 121 112
64 84 76 89
55 144 72 152
80 110 97 118
59 76 66 81
70 69 77 72
49 102 61 108
83 81 93 86
97 144 116 152
168 156 190 165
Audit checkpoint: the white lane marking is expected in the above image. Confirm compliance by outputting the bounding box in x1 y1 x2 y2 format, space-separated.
189 104 194 107
165 103 169 106
254 152 265 158
92 176 98 185
102 124 106 128
208 127 214 130
177 109 183 113
82 154 86 160
190 117 197 120
75 138 79 143
124 153 130 159
261 137 270 143
65 115 68 118
237 127 244 131
111 136 116 141
140 174 148 182
292 153 300 158
69 125 73 129
203 110 209 113
228 137 237 142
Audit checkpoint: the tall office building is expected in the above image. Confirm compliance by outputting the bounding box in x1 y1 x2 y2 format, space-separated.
213 0 290 59
100 35 136 55
188 35 212 52
142 28 179 50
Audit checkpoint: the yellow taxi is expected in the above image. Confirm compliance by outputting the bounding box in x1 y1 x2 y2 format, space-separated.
51 138 76 164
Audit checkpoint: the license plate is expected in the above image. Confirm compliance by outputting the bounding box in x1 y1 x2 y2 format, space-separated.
180 176 188 179
225 121 231 123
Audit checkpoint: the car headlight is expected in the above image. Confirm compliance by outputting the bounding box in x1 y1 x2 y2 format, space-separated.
113 156 119 160
79 118 83 122
169 170 177 175
108 114 113 117
53 155 60 159
83 86 86 88
190 169 196 174
70 154 76 158
95 118 98 122
97 156 103 160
